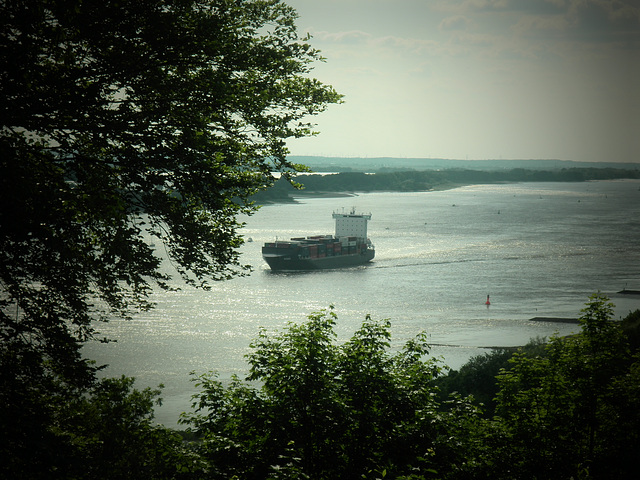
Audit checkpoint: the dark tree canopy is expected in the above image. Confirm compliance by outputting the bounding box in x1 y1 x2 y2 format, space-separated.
182 308 458 479
0 0 341 356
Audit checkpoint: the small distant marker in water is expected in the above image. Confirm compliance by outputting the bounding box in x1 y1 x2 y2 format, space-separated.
485 294 491 306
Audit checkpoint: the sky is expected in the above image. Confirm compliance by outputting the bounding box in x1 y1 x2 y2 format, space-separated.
284 0 640 163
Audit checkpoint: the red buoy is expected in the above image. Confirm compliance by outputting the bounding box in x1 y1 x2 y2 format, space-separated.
485 295 491 305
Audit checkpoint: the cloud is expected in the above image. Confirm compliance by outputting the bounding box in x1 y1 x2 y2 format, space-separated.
439 15 473 31
312 29 372 44
567 0 640 32
460 0 509 11
511 14 570 35
312 27 447 58
456 0 555 13
504 0 640 47
372 35 442 53
407 62 433 78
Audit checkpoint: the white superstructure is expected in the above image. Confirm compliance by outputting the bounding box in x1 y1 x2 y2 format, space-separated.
332 208 371 240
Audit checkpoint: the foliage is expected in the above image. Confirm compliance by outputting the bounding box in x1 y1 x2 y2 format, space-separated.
182 307 481 479
1 0 339 477
4 295 638 478
489 294 640 479
1 373 202 480
621 308 640 352
435 338 546 417
177 298 640 479
1 0 340 353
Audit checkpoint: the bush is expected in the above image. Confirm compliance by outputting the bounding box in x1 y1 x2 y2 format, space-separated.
181 307 480 479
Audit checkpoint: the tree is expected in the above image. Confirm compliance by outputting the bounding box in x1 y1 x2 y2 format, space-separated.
1 371 204 480
490 294 640 479
1 0 340 351
182 307 483 479
1 0 340 476
435 338 547 418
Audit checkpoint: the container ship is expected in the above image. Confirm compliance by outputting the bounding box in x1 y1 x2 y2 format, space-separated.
262 209 374 271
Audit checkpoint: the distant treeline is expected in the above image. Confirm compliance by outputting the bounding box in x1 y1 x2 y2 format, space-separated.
288 155 640 172
253 167 640 203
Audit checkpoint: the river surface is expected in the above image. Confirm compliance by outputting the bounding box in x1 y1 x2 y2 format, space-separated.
84 180 640 426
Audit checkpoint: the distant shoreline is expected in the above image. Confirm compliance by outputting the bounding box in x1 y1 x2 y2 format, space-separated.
289 183 463 199
252 168 639 205
259 184 463 204
287 156 640 172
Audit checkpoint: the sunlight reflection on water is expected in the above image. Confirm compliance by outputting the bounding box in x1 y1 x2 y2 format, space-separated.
84 180 640 426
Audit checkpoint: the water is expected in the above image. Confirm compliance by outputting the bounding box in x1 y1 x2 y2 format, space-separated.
84 180 640 426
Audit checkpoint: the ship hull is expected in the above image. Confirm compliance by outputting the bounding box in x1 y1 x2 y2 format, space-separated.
263 249 374 271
